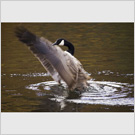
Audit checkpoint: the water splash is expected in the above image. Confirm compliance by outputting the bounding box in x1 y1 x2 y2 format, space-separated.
26 80 134 109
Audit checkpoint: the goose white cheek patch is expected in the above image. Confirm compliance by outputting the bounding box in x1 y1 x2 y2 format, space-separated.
59 40 64 46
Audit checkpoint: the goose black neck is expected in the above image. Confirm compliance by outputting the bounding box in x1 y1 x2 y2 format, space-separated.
65 41 75 55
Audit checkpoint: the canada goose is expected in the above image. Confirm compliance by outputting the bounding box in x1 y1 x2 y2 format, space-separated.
15 27 90 90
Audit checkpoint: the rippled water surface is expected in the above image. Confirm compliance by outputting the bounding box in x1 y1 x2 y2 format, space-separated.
1 23 134 112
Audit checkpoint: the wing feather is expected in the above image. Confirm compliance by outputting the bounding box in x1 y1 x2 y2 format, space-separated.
15 27 76 88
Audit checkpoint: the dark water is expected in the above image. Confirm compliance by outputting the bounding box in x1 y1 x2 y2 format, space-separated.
1 23 134 112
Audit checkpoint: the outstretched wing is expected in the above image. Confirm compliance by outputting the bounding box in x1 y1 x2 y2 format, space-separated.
15 27 76 89
15 27 59 81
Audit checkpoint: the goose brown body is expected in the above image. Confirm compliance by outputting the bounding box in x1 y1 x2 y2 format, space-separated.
15 27 90 90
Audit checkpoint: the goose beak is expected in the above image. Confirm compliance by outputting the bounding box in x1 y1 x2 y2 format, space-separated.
52 42 57 46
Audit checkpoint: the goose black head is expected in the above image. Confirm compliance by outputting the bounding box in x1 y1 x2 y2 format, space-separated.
53 38 67 46
53 38 75 55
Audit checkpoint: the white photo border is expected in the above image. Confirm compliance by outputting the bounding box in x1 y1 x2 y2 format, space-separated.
1 1 134 135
